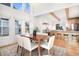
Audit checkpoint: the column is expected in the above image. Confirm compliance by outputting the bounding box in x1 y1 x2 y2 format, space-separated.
28 4 34 34
9 17 15 36
21 20 26 34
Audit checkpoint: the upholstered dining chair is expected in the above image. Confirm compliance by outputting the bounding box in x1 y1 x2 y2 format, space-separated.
16 35 24 55
22 37 38 56
40 36 55 55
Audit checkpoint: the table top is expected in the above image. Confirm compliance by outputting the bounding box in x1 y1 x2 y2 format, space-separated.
21 34 48 42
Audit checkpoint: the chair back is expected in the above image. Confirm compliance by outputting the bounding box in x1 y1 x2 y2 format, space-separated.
48 36 55 49
16 35 23 47
22 37 31 51
37 32 48 36
25 32 30 36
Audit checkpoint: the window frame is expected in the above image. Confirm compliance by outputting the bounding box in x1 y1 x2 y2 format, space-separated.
15 20 21 35
0 18 9 36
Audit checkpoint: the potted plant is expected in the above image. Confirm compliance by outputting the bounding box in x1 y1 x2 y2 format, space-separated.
33 27 39 36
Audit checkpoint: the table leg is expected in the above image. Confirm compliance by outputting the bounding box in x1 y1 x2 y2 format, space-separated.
38 40 41 56
38 45 41 56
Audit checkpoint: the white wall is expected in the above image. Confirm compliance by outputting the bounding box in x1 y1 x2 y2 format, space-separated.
33 14 59 33
33 9 69 32
0 4 29 47
53 9 67 31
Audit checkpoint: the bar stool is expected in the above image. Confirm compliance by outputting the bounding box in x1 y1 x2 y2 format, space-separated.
63 33 69 43
71 34 78 46
72 34 78 41
57 33 62 40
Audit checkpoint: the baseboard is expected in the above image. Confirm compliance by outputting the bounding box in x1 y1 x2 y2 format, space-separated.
0 42 18 48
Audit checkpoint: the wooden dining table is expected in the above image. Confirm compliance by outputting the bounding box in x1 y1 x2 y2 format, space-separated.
21 34 48 56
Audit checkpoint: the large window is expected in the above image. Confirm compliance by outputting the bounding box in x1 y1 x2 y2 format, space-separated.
25 3 30 13
13 3 22 11
15 20 21 34
0 18 9 36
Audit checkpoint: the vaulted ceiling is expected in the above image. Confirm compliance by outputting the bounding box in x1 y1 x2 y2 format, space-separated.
30 3 79 22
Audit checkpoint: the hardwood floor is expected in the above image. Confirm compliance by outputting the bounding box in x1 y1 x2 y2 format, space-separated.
0 36 79 56
54 36 79 56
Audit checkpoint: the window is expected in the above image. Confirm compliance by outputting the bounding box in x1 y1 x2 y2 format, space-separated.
25 3 30 13
0 18 9 36
15 20 21 34
73 24 79 31
56 24 60 30
25 22 29 33
0 3 11 7
13 3 22 11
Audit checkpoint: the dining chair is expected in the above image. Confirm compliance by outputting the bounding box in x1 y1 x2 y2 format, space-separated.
40 36 55 55
22 37 38 56
16 35 24 55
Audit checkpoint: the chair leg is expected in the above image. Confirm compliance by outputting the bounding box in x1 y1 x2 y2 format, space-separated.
41 48 44 56
38 45 41 56
29 51 32 56
21 47 24 56
48 50 51 55
22 48 25 56
52 47 55 55
17 45 19 53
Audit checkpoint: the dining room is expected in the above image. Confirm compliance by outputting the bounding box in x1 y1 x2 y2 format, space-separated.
0 3 79 56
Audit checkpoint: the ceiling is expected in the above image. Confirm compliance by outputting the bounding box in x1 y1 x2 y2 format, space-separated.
30 3 79 16
30 3 79 22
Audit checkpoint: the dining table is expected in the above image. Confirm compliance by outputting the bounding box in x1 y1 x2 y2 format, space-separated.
21 33 48 56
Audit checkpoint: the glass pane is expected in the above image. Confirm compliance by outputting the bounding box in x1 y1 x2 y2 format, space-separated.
56 24 60 30
3 27 9 36
0 20 1 27
0 20 3 27
1 3 11 7
15 20 21 34
25 22 29 32
0 27 1 35
3 20 9 27
19 25 21 34
13 3 22 11
25 3 30 13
